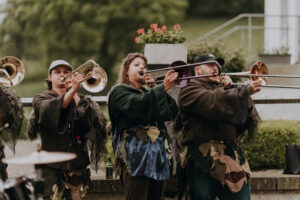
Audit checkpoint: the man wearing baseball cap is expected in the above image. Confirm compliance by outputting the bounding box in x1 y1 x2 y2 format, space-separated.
28 59 107 199
48 59 73 74
176 53 263 199
45 59 73 91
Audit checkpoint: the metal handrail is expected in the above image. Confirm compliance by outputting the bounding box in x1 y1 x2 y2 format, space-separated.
190 13 265 45
216 25 264 42
187 13 296 64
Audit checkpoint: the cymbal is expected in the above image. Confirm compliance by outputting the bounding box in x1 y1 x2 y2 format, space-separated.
2 150 77 165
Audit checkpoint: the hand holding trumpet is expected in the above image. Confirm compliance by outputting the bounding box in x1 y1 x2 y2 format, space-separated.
61 60 107 93
67 71 84 91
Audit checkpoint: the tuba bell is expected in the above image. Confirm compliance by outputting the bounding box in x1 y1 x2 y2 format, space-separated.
0 56 25 87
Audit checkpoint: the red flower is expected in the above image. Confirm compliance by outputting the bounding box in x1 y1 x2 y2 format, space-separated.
161 25 167 32
150 23 158 29
134 23 185 45
173 24 181 31
154 28 162 33
137 28 144 35
134 37 140 43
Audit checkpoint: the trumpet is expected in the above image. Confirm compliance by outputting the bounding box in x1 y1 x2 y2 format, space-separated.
0 56 25 87
61 59 107 93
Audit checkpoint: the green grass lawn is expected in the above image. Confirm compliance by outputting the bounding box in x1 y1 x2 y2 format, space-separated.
181 17 232 41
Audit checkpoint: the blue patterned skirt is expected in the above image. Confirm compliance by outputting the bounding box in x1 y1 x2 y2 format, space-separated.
121 135 171 180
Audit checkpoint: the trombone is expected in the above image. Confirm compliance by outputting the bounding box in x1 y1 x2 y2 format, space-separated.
61 59 107 93
147 60 300 89
0 56 25 87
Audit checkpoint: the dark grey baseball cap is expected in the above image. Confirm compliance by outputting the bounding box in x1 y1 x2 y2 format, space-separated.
48 59 73 74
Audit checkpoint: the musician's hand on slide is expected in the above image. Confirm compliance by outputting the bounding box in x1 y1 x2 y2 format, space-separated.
219 75 232 88
163 69 178 91
244 79 263 95
144 73 156 88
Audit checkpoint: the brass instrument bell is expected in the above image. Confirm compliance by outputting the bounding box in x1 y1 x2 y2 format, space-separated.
0 56 25 87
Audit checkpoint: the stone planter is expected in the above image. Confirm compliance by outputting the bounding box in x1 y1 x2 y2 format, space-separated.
144 43 187 65
258 54 291 64
144 43 188 99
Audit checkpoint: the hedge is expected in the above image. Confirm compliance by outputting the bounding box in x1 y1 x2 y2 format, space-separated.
239 120 300 170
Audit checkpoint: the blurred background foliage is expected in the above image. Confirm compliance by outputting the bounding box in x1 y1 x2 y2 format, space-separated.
0 0 263 96
187 0 264 17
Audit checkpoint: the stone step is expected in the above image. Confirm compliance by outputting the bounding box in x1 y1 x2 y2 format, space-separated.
88 170 300 200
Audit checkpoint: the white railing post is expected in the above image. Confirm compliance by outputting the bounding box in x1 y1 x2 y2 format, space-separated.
248 15 253 64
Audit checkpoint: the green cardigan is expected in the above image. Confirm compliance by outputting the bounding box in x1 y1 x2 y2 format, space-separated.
108 83 178 147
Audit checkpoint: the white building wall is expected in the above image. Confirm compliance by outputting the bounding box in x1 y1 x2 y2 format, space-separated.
287 0 300 64
264 0 300 64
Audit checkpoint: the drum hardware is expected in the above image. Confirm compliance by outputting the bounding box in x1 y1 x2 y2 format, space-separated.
0 175 35 200
2 150 77 165
2 144 77 200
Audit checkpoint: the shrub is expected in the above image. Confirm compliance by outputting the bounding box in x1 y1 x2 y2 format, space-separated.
188 40 246 82
239 120 300 170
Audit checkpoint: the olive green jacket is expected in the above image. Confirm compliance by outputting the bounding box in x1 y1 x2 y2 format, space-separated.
29 90 107 170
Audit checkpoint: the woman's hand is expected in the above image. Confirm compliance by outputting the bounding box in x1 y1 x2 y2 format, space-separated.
163 69 178 91
144 73 157 88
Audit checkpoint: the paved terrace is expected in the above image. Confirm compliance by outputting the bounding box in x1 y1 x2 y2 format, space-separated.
4 140 300 200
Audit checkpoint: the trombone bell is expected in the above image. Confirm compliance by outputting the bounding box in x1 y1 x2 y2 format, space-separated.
170 60 191 88
250 61 268 84
0 56 25 87
60 59 107 93
81 62 107 93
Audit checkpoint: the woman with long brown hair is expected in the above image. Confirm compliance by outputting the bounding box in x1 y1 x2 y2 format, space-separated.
108 52 178 200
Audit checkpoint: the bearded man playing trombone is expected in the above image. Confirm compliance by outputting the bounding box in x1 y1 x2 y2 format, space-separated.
27 59 107 199
177 54 262 200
